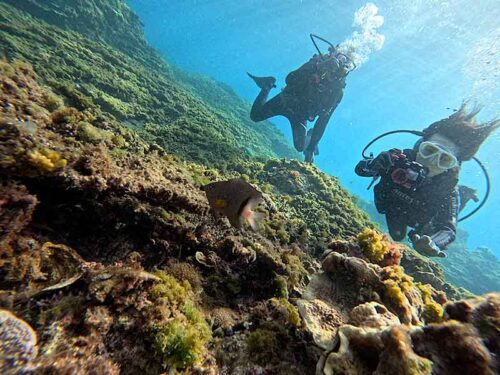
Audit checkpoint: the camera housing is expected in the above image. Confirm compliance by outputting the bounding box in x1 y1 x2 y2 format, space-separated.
390 160 427 191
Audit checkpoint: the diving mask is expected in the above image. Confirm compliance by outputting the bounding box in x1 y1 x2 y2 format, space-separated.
335 52 356 73
417 141 458 173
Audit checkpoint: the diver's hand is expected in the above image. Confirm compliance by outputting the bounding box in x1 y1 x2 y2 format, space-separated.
369 151 395 174
412 234 446 258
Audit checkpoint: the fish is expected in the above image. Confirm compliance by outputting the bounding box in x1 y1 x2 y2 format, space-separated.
203 178 264 230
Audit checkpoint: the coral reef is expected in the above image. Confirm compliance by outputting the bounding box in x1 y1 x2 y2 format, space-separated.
320 325 433 375
358 197 499 298
0 1 497 374
329 228 402 267
0 1 297 166
400 248 473 301
310 246 499 375
0 59 322 374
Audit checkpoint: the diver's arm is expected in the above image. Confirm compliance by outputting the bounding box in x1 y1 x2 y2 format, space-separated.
306 87 344 154
429 190 459 249
306 110 333 153
355 149 398 177
411 191 458 257
355 159 377 177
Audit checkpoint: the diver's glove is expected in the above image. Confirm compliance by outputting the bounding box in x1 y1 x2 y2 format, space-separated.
368 151 396 174
411 234 446 258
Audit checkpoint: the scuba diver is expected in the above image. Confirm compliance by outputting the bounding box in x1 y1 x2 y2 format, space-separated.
355 103 498 257
248 35 355 163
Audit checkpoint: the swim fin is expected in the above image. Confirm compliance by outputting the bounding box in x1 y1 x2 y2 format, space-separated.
247 72 276 90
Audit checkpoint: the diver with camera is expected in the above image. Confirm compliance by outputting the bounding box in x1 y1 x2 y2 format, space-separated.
356 103 498 257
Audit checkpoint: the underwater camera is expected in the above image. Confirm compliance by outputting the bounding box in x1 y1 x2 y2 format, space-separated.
390 160 427 191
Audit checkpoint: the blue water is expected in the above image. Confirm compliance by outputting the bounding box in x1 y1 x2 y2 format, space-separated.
127 0 500 256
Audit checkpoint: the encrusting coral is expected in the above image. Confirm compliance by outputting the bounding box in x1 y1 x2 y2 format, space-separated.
27 148 67 172
313 245 499 375
357 228 403 266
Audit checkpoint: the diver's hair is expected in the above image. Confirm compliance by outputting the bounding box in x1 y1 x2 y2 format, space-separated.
422 102 499 161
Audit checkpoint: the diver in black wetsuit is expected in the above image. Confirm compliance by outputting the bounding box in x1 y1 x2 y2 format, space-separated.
248 47 351 163
355 104 498 257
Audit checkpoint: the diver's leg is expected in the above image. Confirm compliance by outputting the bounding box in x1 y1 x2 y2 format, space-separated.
250 91 286 122
305 112 331 154
385 210 407 241
289 117 307 152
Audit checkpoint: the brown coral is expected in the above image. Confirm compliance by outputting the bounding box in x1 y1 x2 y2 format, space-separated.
412 321 494 375
312 265 499 375
319 302 498 375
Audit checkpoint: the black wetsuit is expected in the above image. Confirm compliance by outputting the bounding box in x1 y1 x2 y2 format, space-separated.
250 54 345 153
355 148 460 250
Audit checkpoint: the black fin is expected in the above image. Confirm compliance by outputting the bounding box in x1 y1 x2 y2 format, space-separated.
247 72 276 90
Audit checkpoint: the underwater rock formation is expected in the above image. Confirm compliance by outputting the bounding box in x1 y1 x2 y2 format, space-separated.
400 248 474 301
233 158 374 255
307 242 499 375
0 60 321 373
357 197 498 299
0 1 498 373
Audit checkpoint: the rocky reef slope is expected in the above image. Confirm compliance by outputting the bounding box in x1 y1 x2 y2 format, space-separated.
0 1 498 374
436 231 500 295
0 0 298 166
357 196 500 296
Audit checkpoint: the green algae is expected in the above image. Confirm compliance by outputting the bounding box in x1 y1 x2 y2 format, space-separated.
269 298 301 327
357 228 390 263
154 318 208 370
417 282 444 324
151 271 192 307
151 271 211 370
245 323 288 366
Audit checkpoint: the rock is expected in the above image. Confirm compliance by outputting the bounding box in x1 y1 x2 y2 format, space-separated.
412 321 494 375
317 293 500 375
297 298 346 350
0 309 38 373
297 272 347 350
348 302 400 329
320 325 384 375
